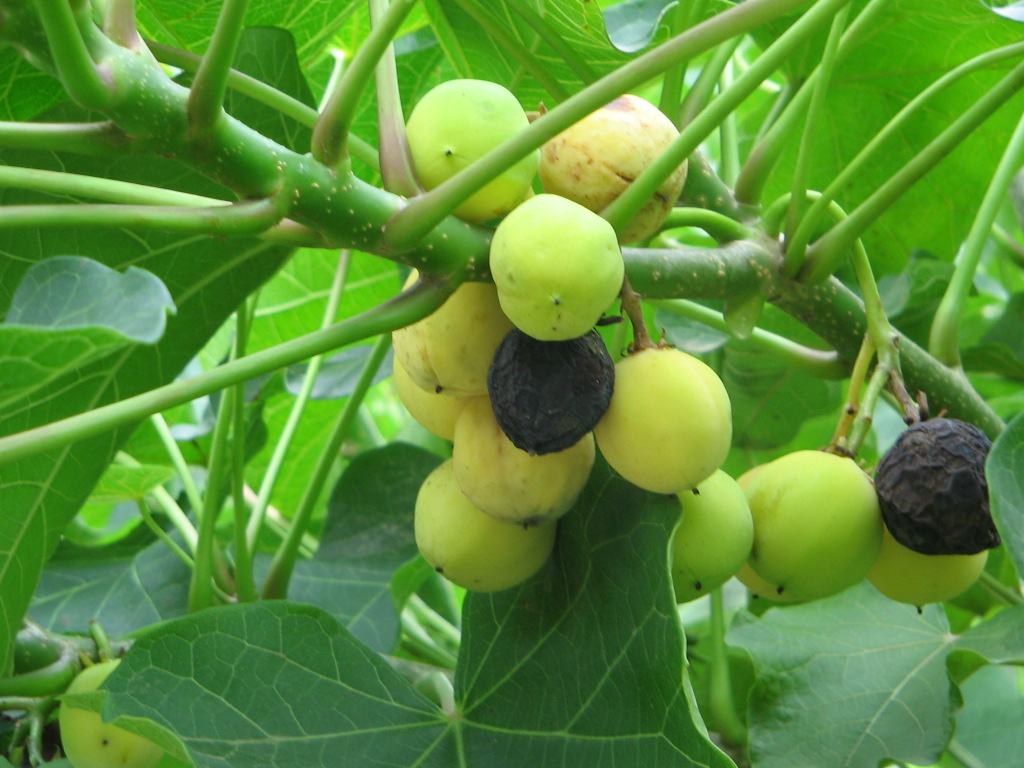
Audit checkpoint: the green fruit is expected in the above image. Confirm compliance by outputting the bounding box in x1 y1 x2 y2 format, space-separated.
405 79 539 222
744 450 883 602
735 562 802 603
392 273 514 396
671 469 754 603
393 354 480 440
59 659 165 768
415 459 557 591
453 397 595 526
593 346 731 494
489 193 624 341
868 527 988 607
539 94 688 243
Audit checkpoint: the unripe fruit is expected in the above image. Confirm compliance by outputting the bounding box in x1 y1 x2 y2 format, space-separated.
453 397 594 526
744 450 883 602
735 562 802 603
489 193 624 341
405 79 539 222
539 94 688 243
59 660 165 768
392 275 514 396
415 460 556 591
393 354 480 440
868 527 988 607
670 470 754 603
593 346 731 494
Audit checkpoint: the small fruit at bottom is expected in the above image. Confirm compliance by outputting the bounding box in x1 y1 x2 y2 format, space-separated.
415 460 556 591
670 469 754 603
59 659 165 768
868 526 988 606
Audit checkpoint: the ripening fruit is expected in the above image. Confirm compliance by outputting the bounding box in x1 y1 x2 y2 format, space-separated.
593 346 731 494
405 79 539 222
868 527 988 607
392 274 514 396
489 193 624 341
453 397 595 526
670 470 754 603
415 460 557 591
393 354 480 440
539 94 688 243
744 450 883 602
59 660 166 768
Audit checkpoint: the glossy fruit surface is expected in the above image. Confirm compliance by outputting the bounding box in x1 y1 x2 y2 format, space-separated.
593 346 731 494
59 660 165 768
406 79 538 222
539 94 688 243
489 193 623 341
453 397 594 526
868 527 988 606
670 470 754 603
415 460 557 591
744 450 883 601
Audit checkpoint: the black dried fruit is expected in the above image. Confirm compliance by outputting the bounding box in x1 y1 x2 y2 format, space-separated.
488 328 614 455
875 417 999 555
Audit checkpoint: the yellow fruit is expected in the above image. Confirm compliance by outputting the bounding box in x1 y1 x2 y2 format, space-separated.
415 460 557 591
393 354 479 440
593 346 731 494
452 397 594 526
868 527 988 607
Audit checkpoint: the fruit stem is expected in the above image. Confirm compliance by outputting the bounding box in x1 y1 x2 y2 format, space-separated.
87 621 115 663
828 336 875 453
186 0 250 139
977 570 1023 606
620 276 654 351
929 108 1024 368
708 588 748 748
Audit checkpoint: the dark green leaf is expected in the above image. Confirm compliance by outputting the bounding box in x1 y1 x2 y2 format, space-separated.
987 411 1024 580
954 605 1024 665
963 293 1024 380
285 347 393 399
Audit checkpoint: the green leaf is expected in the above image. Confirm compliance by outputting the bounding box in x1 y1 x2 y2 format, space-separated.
730 582 955 768
0 47 64 120
88 464 177 505
962 292 1024 380
603 0 678 54
657 307 731 354
987 411 1024 580
954 605 1024 665
285 347 393 399
948 665 1024 768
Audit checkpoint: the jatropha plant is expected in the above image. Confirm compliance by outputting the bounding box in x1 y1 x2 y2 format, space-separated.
0 1 1023 767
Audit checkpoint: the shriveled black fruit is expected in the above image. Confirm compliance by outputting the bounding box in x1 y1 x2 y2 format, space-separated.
488 328 614 455
875 417 999 555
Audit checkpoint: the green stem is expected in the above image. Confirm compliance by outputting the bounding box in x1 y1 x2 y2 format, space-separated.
398 613 459 670
372 0 420 197
0 164 225 206
312 0 419 168
231 301 258 604
929 109 1024 367
660 0 708 124
719 61 741 186
678 35 742 127
677 149 744 219
978 570 1023 606
32 0 113 109
149 413 205 520
708 588 747 747
828 337 874 451
506 0 597 85
187 0 250 137
87 621 115 661
0 642 78 698
993 224 1024 266
652 299 847 379
135 498 195 569
262 334 393 599
623 239 777 300
385 0 815 251
406 595 462 653
114 451 199 551
803 58 1024 283
103 0 143 50
660 207 755 242
946 739 988 768
0 120 129 154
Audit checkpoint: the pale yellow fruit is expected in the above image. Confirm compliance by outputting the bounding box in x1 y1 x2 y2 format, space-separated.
744 450 883 602
489 193 624 341
415 460 557 591
594 346 731 494
392 274 514 396
539 94 688 243
735 562 802 602
869 527 988 607
406 79 539 222
671 470 754 603
393 354 480 440
452 397 594 526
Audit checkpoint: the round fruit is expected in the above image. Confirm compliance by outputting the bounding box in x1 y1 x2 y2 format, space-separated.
735 562 802 603
670 470 754 603
393 354 480 440
593 346 731 494
868 526 988 607
453 397 594 526
59 659 165 768
744 450 883 601
405 79 539 222
489 193 624 341
392 274 514 396
488 328 614 454
539 94 688 243
415 460 557 591
875 417 999 555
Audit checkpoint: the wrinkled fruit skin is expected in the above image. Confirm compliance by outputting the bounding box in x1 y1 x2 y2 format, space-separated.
744 450 883 602
593 346 731 494
453 397 595 526
868 526 988 607
539 94 688 243
59 660 166 768
392 275 514 396
488 328 614 455
415 460 557 592
405 79 538 222
489 193 624 341
671 469 754 603
875 418 999 555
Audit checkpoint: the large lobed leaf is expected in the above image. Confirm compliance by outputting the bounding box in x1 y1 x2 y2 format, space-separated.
987 410 1024 582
